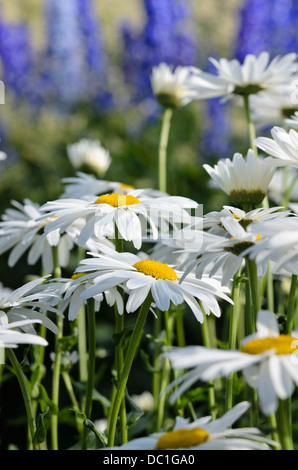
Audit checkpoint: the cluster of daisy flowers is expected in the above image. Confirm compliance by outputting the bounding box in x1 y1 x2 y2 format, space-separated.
1 50 298 452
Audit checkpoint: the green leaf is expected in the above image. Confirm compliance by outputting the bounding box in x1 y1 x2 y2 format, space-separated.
125 390 144 427
33 407 49 445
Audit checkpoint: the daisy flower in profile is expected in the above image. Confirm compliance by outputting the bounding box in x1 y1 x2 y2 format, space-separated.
0 311 48 349
103 401 277 450
243 215 298 275
190 52 298 100
150 62 202 109
254 126 298 167
73 249 231 323
285 111 298 129
0 276 62 335
39 191 198 250
67 138 111 177
203 149 277 208
165 310 298 416
0 198 92 273
250 91 298 128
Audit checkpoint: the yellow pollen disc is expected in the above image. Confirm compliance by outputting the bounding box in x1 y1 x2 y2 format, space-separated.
156 428 210 450
71 273 86 280
232 213 241 219
94 193 140 207
133 259 178 281
255 234 262 241
241 335 298 355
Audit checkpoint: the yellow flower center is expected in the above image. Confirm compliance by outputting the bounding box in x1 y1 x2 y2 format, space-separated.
71 273 86 280
133 259 178 281
156 428 210 449
119 182 135 190
94 193 140 207
241 335 298 355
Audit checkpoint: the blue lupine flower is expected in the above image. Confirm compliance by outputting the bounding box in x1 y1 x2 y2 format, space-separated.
0 19 33 99
121 0 198 103
45 0 86 108
235 0 298 60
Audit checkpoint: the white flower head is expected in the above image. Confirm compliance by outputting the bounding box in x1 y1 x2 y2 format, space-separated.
67 138 111 177
103 401 277 450
165 310 298 416
39 191 198 250
72 248 232 324
0 311 48 349
189 52 298 100
250 90 298 128
203 149 277 207
254 126 298 167
150 62 202 109
285 111 298 129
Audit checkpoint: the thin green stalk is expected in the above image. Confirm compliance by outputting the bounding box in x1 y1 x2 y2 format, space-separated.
7 348 39 450
225 270 242 412
276 399 294 450
286 274 298 334
82 298 96 450
246 258 260 332
156 309 175 431
243 94 257 156
158 107 173 193
50 245 62 450
201 307 216 419
113 225 127 444
152 310 162 422
62 371 84 435
107 293 152 447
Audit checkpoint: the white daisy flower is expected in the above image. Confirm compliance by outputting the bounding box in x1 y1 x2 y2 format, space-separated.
72 249 232 324
180 216 266 286
189 52 298 100
38 191 198 250
0 276 62 335
165 310 298 416
244 215 298 275
103 401 277 450
285 111 298 129
0 311 48 349
254 126 298 167
67 138 111 177
203 149 277 208
150 62 202 109
0 198 115 273
250 90 298 128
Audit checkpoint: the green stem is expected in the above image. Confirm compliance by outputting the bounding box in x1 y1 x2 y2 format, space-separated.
276 399 294 450
7 348 39 450
113 225 127 444
286 274 298 334
246 258 260 332
156 309 175 431
158 108 173 193
50 245 62 450
82 298 96 450
107 293 152 447
62 371 84 435
243 94 257 156
225 270 242 412
201 308 216 419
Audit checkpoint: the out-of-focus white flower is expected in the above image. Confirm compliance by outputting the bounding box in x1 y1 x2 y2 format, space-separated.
102 401 277 450
285 111 298 129
0 151 6 161
189 52 298 100
131 391 154 412
0 311 48 349
250 91 298 128
203 149 277 207
165 310 298 416
67 138 111 177
254 126 298 167
268 167 298 203
150 62 203 109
